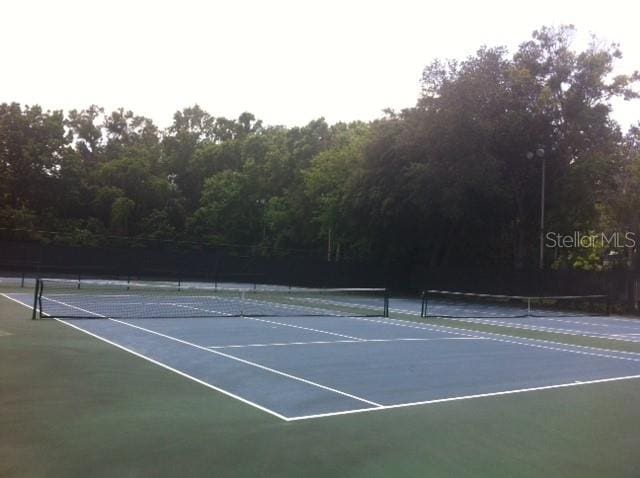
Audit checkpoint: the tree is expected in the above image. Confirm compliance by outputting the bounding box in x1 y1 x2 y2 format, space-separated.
303 123 369 259
103 108 160 163
0 103 68 209
188 170 258 245
66 105 104 164
110 197 136 235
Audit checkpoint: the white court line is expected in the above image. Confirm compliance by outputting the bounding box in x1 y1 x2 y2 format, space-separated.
38 294 383 408
287 373 640 421
209 336 482 349
1 293 38 312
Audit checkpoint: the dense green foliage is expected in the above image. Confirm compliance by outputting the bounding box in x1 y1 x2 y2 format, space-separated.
1 26 638 268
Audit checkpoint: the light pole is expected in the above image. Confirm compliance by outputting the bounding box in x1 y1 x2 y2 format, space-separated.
527 148 546 269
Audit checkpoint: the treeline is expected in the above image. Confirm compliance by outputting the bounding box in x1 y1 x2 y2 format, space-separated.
1 26 639 270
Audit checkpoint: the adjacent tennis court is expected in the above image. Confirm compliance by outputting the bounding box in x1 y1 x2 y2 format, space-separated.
5 282 640 421
392 292 640 344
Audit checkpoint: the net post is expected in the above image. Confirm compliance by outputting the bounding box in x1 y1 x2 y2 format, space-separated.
21 271 25 288
77 273 81 289
421 291 427 318
240 289 246 317
383 289 389 317
32 279 41 320
527 297 531 316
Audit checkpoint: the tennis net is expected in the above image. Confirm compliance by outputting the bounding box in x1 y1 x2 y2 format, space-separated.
32 278 389 320
420 289 609 318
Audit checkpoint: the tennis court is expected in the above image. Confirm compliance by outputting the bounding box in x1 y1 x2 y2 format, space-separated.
4 282 640 421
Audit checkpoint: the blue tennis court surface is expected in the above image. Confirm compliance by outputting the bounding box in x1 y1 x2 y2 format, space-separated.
5 292 640 421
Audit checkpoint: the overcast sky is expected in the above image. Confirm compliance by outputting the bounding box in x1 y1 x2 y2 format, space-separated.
2 0 638 130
